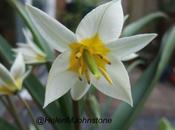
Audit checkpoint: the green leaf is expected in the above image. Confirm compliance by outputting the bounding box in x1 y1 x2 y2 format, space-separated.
6 0 54 61
122 12 168 37
24 75 73 130
108 26 175 130
127 60 145 73
159 118 175 130
85 95 101 119
0 35 73 130
0 35 14 66
0 117 19 130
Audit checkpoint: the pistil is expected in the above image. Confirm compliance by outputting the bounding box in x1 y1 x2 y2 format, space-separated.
83 50 101 79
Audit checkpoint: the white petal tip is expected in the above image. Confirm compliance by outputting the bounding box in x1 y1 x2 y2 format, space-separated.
123 96 133 107
71 95 82 101
43 105 47 109
71 97 79 101
128 99 133 107
122 95 133 107
26 4 32 8
43 101 49 108
148 33 158 38
125 92 133 107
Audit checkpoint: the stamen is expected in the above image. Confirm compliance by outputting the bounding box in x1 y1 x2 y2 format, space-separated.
85 69 90 84
78 66 83 75
76 47 84 59
99 67 113 85
79 77 83 81
75 52 82 59
78 59 83 78
98 54 111 65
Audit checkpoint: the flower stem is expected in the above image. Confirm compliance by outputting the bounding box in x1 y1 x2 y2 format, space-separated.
5 96 25 130
72 100 80 130
17 94 40 130
0 97 9 109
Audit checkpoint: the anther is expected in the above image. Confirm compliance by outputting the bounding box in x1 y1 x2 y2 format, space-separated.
98 54 111 65
79 77 83 81
85 69 90 84
99 67 113 85
75 52 82 59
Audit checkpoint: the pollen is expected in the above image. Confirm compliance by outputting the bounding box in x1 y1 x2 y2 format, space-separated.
68 34 112 85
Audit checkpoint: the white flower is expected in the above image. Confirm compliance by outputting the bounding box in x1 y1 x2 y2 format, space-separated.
26 0 157 108
0 53 28 95
13 28 46 64
123 14 138 61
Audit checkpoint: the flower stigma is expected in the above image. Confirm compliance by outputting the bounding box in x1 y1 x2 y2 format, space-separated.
68 34 113 85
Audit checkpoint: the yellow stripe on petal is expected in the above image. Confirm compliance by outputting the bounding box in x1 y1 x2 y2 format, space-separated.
14 78 23 90
35 54 46 62
0 86 13 95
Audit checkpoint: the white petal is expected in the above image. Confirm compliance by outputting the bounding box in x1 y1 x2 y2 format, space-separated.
92 56 133 106
122 53 138 61
22 28 33 44
124 14 129 23
0 79 6 87
23 28 46 56
10 53 25 79
21 67 31 81
29 41 46 57
70 79 90 100
107 34 157 60
26 5 76 52
14 45 37 57
0 64 15 88
76 0 124 43
13 47 45 64
44 51 78 108
13 49 36 64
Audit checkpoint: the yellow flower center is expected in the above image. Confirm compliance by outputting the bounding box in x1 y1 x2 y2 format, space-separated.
68 34 113 84
0 79 21 95
15 78 22 90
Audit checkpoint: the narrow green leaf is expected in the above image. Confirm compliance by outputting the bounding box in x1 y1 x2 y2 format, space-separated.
85 95 101 119
108 27 175 130
0 117 19 130
127 60 145 72
122 12 168 37
0 35 14 66
159 118 175 130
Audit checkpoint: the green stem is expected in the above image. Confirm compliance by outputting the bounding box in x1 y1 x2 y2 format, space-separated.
17 94 40 130
5 96 25 130
0 97 10 109
72 100 80 130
